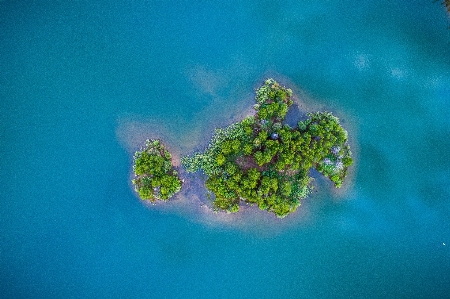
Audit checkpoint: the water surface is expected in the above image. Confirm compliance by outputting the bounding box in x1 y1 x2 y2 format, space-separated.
1 1 449 298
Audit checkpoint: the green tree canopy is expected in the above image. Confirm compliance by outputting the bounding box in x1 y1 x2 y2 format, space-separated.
182 79 353 218
132 139 182 201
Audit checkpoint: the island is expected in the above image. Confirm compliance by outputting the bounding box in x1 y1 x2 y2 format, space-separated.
132 139 182 201
182 79 353 218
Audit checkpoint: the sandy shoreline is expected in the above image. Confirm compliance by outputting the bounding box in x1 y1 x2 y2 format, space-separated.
117 77 360 232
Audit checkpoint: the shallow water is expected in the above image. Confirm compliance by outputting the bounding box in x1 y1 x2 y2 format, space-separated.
1 0 450 298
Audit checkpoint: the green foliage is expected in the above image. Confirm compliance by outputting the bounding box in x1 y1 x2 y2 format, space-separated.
132 139 182 201
181 79 353 218
216 153 226 166
181 120 248 176
254 79 294 123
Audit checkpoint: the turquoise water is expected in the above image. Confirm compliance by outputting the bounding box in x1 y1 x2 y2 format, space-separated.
1 0 450 298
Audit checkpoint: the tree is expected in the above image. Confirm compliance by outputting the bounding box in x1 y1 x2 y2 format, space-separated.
181 79 353 217
132 139 182 201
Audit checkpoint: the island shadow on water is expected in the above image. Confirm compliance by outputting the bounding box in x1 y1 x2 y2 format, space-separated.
116 79 357 233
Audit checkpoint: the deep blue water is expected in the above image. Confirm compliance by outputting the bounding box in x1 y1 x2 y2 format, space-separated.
1 0 450 298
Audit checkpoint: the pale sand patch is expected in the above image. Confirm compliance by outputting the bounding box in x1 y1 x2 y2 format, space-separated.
187 65 226 98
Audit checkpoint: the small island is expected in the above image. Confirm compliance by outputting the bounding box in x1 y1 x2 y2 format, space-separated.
182 79 353 218
132 139 182 201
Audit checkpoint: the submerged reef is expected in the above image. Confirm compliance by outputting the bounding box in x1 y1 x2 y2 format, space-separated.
132 139 182 201
181 79 353 218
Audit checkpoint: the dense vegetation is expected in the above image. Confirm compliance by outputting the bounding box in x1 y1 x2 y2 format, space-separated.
132 139 182 201
182 79 353 218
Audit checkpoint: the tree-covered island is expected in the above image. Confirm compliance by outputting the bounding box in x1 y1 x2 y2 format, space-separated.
182 79 353 218
132 139 182 201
